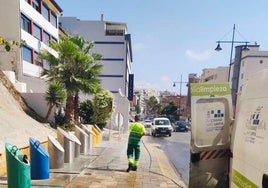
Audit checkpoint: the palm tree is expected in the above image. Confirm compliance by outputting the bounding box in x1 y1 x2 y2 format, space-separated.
39 35 102 125
44 81 66 123
68 51 102 123
69 35 102 121
39 36 79 124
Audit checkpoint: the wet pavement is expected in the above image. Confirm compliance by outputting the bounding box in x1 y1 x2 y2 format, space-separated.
0 131 187 188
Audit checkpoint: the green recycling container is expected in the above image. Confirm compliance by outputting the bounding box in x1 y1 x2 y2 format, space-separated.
5 143 31 188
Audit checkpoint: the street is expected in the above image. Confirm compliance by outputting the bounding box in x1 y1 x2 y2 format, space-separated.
143 128 191 186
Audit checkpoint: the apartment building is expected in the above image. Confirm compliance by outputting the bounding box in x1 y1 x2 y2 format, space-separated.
0 0 62 119
160 94 189 120
200 67 229 83
59 16 133 132
230 44 268 114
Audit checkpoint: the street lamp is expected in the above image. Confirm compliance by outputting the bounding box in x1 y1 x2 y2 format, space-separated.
173 74 188 120
215 24 250 81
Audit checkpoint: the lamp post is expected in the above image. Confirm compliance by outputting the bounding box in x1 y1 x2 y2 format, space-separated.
173 74 188 120
215 24 250 81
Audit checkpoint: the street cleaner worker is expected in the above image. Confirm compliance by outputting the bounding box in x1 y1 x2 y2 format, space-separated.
126 115 147 172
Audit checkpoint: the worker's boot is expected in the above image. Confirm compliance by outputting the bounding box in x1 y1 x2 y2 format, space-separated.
132 166 137 171
126 163 133 172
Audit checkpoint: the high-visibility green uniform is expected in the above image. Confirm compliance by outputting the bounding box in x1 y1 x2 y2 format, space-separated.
127 122 146 169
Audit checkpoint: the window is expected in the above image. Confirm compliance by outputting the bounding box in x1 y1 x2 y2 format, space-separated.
51 36 58 42
32 0 40 12
21 14 31 33
105 30 124 36
155 120 170 125
33 23 42 40
51 11 57 27
24 0 30 4
22 45 32 63
34 51 42 66
43 30 50 44
241 73 244 80
43 60 50 70
42 3 50 20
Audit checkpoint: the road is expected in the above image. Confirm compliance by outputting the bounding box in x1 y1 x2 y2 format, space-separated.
144 128 191 186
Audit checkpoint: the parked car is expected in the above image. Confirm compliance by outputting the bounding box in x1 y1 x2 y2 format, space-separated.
173 120 188 132
144 119 152 128
151 117 172 137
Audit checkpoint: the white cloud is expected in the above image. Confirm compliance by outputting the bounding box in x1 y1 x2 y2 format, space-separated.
135 76 172 92
135 82 160 90
161 75 171 82
185 50 212 61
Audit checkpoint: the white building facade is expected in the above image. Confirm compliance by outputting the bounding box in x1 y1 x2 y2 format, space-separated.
59 16 133 132
0 0 62 121
230 45 268 115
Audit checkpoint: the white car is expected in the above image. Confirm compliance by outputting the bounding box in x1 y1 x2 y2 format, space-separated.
144 119 152 128
151 117 172 137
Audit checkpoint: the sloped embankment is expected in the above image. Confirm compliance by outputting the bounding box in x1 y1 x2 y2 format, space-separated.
0 71 56 153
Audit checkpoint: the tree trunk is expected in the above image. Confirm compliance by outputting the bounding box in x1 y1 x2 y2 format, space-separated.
44 104 53 123
74 93 79 122
65 93 75 124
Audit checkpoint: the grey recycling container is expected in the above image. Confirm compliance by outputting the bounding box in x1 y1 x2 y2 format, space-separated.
5 143 30 188
68 131 81 158
75 125 89 154
48 135 64 169
29 137 49 179
57 127 81 163
81 124 94 152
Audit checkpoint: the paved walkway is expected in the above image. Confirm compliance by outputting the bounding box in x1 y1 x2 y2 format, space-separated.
0 131 187 188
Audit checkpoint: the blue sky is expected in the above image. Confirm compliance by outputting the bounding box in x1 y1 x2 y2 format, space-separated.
56 0 268 94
